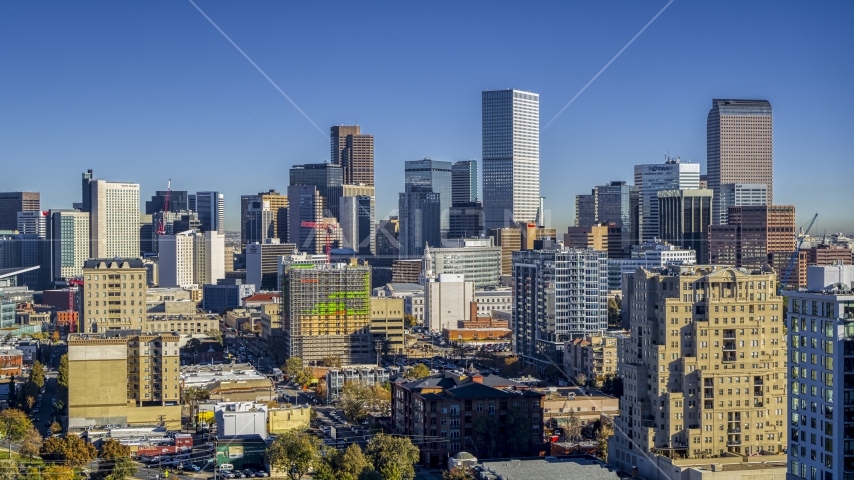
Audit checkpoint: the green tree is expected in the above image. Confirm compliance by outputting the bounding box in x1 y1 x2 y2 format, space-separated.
607 296 622 327
99 438 132 476
29 361 45 389
57 354 69 395
320 355 342 369
364 433 420 480
294 367 314 387
337 443 372 480
474 414 500 458
503 407 533 456
265 431 323 480
108 456 137 480
339 382 371 422
205 329 223 344
404 363 430 379
0 409 33 457
284 357 303 379
18 426 43 459
0 459 17 480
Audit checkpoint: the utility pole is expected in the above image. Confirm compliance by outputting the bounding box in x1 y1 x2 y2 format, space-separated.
374 340 383 366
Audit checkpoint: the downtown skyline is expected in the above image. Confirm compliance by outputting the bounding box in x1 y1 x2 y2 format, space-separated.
1 1 852 233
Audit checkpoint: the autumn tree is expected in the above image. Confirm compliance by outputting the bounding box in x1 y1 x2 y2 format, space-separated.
294 367 314 387
100 439 135 479
403 314 418 328
339 382 371 422
30 361 45 389
443 466 474 480
0 409 32 457
558 409 583 441
404 363 430 379
321 355 342 369
265 431 323 480
49 422 62 436
41 466 74 480
315 379 328 400
0 460 16 480
364 433 420 480
337 443 372 480
18 427 43 459
51 331 60 343
575 372 587 387
284 357 303 379
596 418 614 459
40 434 97 468
205 329 223 344
57 354 69 398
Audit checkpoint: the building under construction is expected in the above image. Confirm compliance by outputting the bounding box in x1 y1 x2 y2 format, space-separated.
282 261 373 365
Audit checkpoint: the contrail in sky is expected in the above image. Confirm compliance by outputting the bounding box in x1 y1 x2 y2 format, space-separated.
542 0 675 131
188 0 328 139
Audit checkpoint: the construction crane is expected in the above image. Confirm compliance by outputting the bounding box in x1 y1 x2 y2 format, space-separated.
778 212 819 295
155 179 172 236
300 221 337 263
67 278 84 333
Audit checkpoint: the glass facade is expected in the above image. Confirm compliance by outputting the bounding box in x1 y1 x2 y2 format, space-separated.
482 89 540 229
404 159 452 235
451 160 478 205
289 163 343 201
633 159 700 243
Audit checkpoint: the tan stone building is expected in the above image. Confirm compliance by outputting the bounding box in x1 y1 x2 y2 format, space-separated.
563 333 621 382
563 224 609 251
539 387 619 424
68 333 181 430
611 265 787 468
81 258 148 333
268 405 311 433
370 297 406 354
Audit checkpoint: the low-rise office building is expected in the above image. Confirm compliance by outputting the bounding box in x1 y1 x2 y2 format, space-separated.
268 405 311 433
370 297 406 354
180 363 274 402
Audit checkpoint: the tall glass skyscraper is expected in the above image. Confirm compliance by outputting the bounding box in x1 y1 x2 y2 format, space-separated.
404 159 452 236
451 160 478 205
634 156 700 243
707 99 773 224
482 89 540 229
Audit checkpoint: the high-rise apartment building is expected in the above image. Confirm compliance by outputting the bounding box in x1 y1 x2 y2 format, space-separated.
289 163 344 203
405 159 453 236
398 185 441 259
287 185 325 254
0 192 39 231
482 89 540 229
331 125 374 186
488 227 521 276
68 332 181 429
786 265 854 480
340 195 375 256
423 238 502 288
241 190 288 246
81 258 148 333
193 191 225 234
634 157 700 243
719 183 768 225
158 231 196 288
709 205 796 271
48 210 90 283
87 176 141 259
610 265 787 477
451 160 478 205
512 247 608 368
281 262 373 365
657 188 713 263
707 99 773 224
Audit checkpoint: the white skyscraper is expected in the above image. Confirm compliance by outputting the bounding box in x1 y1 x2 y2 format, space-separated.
158 230 196 288
193 230 225 286
49 210 90 282
482 89 540 229
16 211 46 238
89 180 140 258
633 156 701 243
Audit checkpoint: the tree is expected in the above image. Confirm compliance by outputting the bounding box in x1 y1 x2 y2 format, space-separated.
100 438 130 460
474 414 500 458
108 456 137 480
338 443 372 480
0 409 32 457
404 363 430 379
369 383 391 417
29 361 45 389
265 431 323 480
315 379 328 400
183 387 211 427
558 409 583 441
607 296 622 327
57 354 69 394
284 357 303 379
339 382 371 422
321 355 342 369
41 466 74 480
364 433 420 480
403 314 417 328
49 422 62 436
443 466 474 480
40 434 96 468
0 460 17 480
503 406 533 456
294 367 314 387
205 329 223 344
596 421 614 460
575 372 587 387
51 331 60 343
18 427 43 459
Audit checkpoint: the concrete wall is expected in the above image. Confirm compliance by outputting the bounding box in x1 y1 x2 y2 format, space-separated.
268 407 310 433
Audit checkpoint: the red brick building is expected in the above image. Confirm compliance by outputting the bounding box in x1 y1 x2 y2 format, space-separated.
0 348 23 377
391 372 544 467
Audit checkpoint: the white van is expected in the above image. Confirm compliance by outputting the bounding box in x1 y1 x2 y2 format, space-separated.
219 463 234 471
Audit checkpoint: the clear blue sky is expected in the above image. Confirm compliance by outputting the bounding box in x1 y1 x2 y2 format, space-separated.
1 1 852 233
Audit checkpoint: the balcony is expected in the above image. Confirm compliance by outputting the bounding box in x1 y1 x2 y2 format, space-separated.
722 353 736 363
727 428 741 433
723 341 737 351
727 439 742 446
